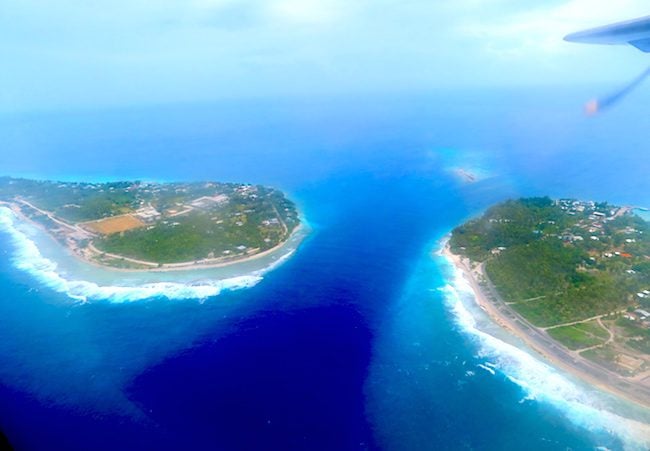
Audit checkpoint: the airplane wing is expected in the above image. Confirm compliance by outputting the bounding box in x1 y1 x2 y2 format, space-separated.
564 15 650 52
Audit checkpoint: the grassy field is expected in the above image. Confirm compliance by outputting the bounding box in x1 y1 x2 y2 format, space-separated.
580 346 622 372
546 320 609 350
611 317 650 354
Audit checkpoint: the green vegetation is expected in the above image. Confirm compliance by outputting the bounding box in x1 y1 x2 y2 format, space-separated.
546 321 608 350
612 317 650 354
97 191 295 263
450 197 650 375
450 197 650 326
450 197 571 261
580 346 622 373
0 177 300 266
0 178 140 222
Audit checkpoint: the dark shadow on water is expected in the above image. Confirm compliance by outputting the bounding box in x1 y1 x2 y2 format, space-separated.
128 304 378 450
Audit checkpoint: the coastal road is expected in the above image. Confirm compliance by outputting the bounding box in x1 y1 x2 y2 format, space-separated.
14 198 94 238
473 261 650 408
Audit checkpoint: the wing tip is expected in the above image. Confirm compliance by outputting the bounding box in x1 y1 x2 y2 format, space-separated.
564 15 650 49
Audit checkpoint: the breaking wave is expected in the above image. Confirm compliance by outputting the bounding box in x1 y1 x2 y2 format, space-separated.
0 207 292 302
438 253 650 451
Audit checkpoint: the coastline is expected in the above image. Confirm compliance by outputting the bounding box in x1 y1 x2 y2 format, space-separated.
81 223 306 273
439 238 650 411
1 201 305 274
0 204 308 301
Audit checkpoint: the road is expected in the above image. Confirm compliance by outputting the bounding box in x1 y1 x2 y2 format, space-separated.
473 260 650 407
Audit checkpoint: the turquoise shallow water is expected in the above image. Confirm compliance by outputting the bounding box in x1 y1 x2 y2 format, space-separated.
634 208 650 222
0 205 308 302
0 90 649 449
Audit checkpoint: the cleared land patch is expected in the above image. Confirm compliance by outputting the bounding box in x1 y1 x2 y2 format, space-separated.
82 214 144 235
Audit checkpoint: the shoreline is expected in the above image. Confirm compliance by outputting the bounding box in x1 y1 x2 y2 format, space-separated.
1 201 306 274
439 238 650 411
82 223 305 273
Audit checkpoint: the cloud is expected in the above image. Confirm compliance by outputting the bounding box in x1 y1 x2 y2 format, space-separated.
186 0 262 29
268 0 348 25
0 0 646 111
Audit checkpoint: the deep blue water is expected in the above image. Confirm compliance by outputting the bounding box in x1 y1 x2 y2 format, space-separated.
0 89 649 450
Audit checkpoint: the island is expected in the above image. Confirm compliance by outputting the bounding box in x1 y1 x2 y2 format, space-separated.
452 168 478 183
446 197 650 408
0 177 300 271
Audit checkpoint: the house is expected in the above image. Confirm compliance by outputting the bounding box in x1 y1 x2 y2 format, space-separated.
634 309 650 319
135 205 161 222
190 195 229 209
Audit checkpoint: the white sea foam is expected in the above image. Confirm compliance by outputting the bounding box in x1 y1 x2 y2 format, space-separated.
439 254 650 451
0 207 288 302
476 363 496 375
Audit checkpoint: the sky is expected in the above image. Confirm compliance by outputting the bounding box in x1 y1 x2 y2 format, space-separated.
1 0 649 112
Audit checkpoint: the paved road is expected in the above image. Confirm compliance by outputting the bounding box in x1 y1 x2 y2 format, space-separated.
476 262 650 407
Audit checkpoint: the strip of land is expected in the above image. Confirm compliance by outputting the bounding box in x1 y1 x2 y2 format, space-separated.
0 178 302 272
2 199 302 273
442 241 650 409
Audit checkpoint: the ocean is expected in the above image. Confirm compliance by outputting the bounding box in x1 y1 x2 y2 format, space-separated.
0 88 649 450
